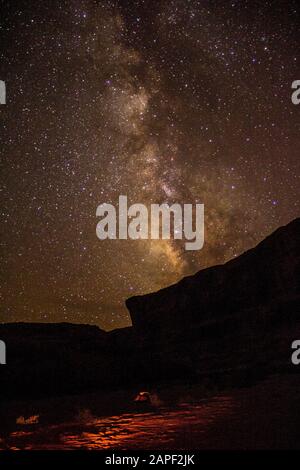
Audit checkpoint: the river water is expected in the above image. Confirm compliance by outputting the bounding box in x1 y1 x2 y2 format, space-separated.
1 375 299 450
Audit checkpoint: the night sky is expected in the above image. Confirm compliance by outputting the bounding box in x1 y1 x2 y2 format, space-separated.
1 0 299 330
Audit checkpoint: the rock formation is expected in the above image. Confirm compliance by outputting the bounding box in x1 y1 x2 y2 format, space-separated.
0 218 299 399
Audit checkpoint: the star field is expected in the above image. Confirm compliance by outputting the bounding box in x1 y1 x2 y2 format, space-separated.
1 0 299 329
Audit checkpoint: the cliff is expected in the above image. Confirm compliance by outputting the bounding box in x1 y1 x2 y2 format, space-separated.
126 218 300 338
0 218 299 399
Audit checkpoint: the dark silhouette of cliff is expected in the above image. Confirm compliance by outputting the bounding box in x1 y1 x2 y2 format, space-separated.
0 218 299 399
127 218 300 337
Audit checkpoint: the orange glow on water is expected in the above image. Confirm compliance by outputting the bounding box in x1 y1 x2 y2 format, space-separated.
1 397 234 450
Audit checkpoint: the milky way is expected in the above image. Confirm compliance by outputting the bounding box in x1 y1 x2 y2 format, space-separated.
1 0 299 329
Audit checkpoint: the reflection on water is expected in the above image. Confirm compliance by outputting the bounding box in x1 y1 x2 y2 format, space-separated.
1 397 235 450
1 376 300 450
